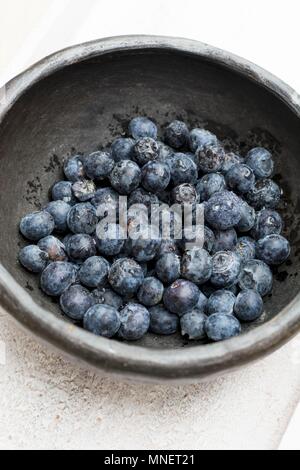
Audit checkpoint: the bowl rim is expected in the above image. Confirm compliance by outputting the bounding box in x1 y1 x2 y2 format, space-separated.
1 35 300 383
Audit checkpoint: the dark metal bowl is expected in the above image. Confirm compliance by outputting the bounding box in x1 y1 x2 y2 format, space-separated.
1 36 300 383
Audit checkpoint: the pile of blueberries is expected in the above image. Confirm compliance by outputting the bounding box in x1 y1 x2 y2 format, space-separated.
19 116 290 343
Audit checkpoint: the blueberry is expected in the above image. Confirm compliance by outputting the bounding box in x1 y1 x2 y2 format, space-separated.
167 153 198 186
203 226 216 253
182 248 212 285
78 256 110 288
235 237 256 262
92 287 123 310
234 289 264 322
212 229 237 253
118 303 150 340
60 285 95 321
211 251 241 288
180 225 215 253
251 209 283 240
164 120 189 149
65 234 96 263
109 258 144 295
45 201 70 233
19 245 49 273
246 147 274 179
67 203 97 234
137 277 164 307
63 155 85 182
196 173 226 202
157 142 174 162
141 161 171 193
196 144 225 173
155 253 181 285
225 164 255 194
172 183 199 205
95 223 125 256
133 137 159 166
127 227 161 262
110 160 141 195
180 310 207 340
128 188 159 211
195 291 208 312
20 210 55 241
91 187 119 219
238 259 273 297
157 239 180 257
236 200 256 232
111 137 135 161
84 151 115 181
256 234 290 266
163 279 200 315
72 180 96 202
129 117 157 140
149 305 179 335
52 181 76 205
38 235 67 261
246 179 282 209
189 128 218 152
40 261 78 296
207 290 236 316
83 304 121 338
205 313 241 342
221 152 244 174
205 190 241 230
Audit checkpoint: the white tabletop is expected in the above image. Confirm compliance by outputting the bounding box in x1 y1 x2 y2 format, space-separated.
1 0 300 450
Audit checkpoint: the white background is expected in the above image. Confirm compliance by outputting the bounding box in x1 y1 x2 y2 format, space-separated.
1 0 300 450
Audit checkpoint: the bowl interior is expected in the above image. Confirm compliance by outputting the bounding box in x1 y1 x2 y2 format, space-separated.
0 47 299 350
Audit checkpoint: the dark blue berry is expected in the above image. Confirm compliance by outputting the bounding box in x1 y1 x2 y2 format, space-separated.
83 304 121 338
52 181 76 205
149 305 179 335
155 253 181 284
64 155 85 182
91 187 119 218
163 279 200 315
225 164 255 194
157 239 180 258
133 137 159 166
236 200 255 232
167 153 198 186
182 248 212 285
110 160 141 195
157 142 174 162
205 191 241 230
78 256 110 288
180 310 207 340
196 144 225 173
128 188 159 211
19 245 49 273
196 173 226 201
45 201 70 233
189 128 218 152
72 180 96 202
172 183 199 205
92 287 123 310
142 161 171 194
221 152 243 174
118 303 150 340
246 147 274 179
84 151 115 180
246 179 281 209
38 235 67 261
129 117 157 140
238 259 273 297
67 203 98 234
256 234 290 266
127 227 161 262
164 120 189 149
60 285 94 321
65 234 96 263
251 209 283 240
211 251 241 288
207 289 236 316
20 210 55 241
195 291 208 312
234 289 264 322
137 277 164 307
40 261 78 296
111 137 135 161
95 223 125 256
212 229 237 253
235 237 256 262
109 258 144 295
205 313 241 341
